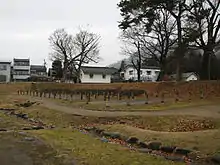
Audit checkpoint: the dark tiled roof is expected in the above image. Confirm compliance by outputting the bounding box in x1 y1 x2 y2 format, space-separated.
31 65 47 72
0 61 11 64
125 65 160 70
14 58 30 62
170 72 198 80
141 66 160 69
81 66 118 75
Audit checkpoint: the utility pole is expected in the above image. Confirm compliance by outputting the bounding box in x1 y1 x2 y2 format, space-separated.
43 59 47 67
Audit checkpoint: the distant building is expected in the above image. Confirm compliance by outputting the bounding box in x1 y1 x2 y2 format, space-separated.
0 61 11 83
12 58 30 81
28 65 50 82
120 65 160 82
48 68 54 77
30 65 47 76
80 66 118 83
170 72 199 81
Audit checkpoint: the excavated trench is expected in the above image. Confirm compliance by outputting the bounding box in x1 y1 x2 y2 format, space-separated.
0 107 219 165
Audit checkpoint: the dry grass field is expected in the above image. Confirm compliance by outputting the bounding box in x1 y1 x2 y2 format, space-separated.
0 82 220 164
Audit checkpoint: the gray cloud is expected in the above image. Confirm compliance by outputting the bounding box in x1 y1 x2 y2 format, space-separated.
0 0 122 67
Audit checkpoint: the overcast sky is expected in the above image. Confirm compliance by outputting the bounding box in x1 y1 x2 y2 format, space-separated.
0 0 122 67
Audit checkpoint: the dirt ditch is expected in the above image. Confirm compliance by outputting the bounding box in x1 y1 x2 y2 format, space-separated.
79 126 220 165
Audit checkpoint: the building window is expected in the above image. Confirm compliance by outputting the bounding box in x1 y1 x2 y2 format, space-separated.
147 71 152 75
102 74 106 79
14 70 29 75
0 65 7 70
31 70 36 74
155 71 160 75
129 70 134 75
89 73 94 79
140 70 143 75
121 73 125 78
14 62 29 66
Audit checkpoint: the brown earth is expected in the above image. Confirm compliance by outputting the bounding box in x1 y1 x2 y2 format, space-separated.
23 96 220 118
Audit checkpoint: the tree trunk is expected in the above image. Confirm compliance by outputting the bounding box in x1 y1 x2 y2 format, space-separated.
144 91 148 104
175 17 183 82
201 47 214 80
76 68 81 83
157 61 166 81
176 59 181 81
137 42 142 82
137 63 141 82
62 59 69 81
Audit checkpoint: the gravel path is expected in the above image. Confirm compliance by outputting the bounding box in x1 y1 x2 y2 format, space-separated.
27 96 220 118
0 132 66 165
0 143 33 165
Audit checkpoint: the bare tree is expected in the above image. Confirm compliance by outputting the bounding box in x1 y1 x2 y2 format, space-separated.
118 0 188 81
49 29 76 80
187 0 220 80
72 29 101 82
49 28 101 82
139 9 177 80
120 9 177 81
120 29 143 82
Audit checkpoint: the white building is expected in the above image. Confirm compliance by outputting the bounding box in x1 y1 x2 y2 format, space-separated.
13 58 30 81
0 61 11 83
80 66 118 83
183 73 198 81
170 72 199 81
30 65 47 76
120 65 160 82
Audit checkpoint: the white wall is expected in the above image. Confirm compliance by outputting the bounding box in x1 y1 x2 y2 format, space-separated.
80 71 111 83
13 66 30 80
0 63 11 82
122 67 160 82
186 74 198 81
13 66 30 70
13 75 30 80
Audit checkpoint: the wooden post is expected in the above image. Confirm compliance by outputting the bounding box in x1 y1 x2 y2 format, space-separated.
70 93 73 101
105 92 110 108
104 92 107 101
53 93 56 99
64 93 68 100
175 89 179 102
161 92 165 103
117 92 121 100
132 91 135 100
188 91 192 102
105 99 110 108
107 92 111 101
86 92 91 104
95 92 98 100
80 92 84 100
200 89 204 99
126 91 131 106
144 91 149 104
155 91 159 98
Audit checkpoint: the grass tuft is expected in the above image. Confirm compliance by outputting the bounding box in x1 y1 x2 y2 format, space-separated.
32 129 183 165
